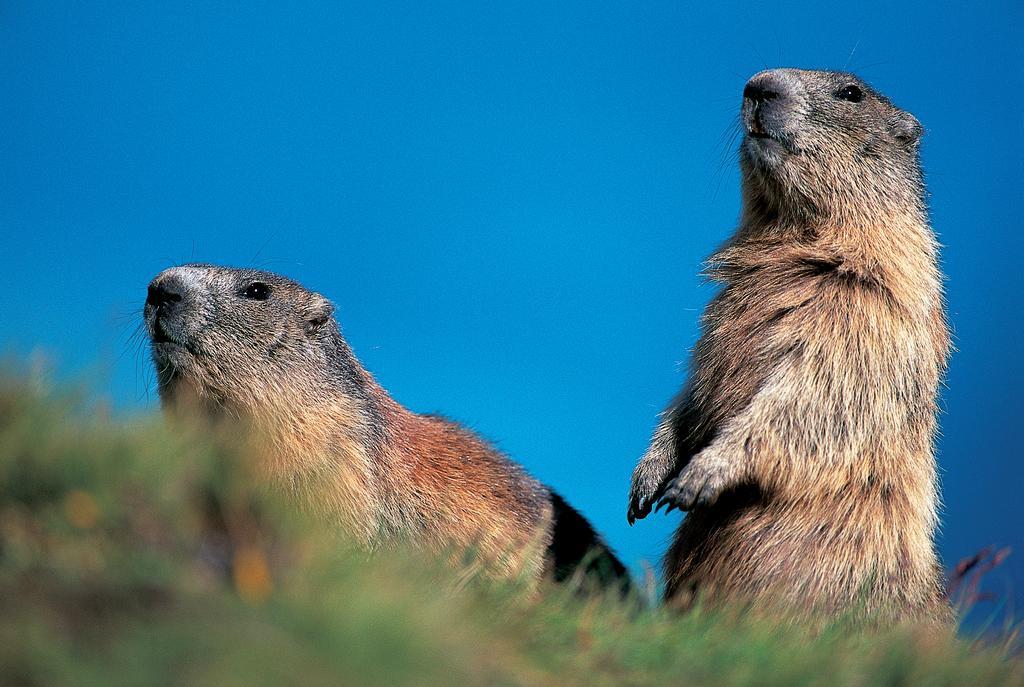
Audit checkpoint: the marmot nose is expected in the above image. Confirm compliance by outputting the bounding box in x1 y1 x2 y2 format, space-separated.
743 82 779 105
743 70 797 105
147 276 185 312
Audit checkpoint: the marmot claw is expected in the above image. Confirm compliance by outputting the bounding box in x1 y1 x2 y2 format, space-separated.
655 449 730 513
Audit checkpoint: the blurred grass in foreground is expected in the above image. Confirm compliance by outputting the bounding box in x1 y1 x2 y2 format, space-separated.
0 369 1020 687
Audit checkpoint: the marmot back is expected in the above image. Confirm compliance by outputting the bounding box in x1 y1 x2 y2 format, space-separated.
628 69 949 623
144 264 629 591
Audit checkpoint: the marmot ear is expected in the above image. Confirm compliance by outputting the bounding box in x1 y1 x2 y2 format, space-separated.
303 294 334 336
892 112 923 145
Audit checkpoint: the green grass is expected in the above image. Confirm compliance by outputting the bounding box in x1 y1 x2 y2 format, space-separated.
0 370 1020 687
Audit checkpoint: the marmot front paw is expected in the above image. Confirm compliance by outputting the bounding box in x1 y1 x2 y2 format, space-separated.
627 481 659 525
627 457 674 525
655 447 733 513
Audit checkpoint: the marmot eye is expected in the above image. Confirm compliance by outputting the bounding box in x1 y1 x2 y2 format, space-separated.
836 85 864 103
243 282 271 301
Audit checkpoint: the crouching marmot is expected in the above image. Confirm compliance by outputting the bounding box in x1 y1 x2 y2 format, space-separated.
628 69 950 622
145 264 628 590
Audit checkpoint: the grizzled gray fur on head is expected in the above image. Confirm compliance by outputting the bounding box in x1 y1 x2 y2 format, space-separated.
740 68 925 223
144 264 376 423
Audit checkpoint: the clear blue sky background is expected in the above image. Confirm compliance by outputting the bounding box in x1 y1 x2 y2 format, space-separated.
2 2 1021 621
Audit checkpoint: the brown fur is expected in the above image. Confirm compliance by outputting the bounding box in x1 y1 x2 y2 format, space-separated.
145 265 627 587
627 69 950 622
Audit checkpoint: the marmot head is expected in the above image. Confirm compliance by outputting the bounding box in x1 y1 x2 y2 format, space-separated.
144 264 360 414
739 68 924 222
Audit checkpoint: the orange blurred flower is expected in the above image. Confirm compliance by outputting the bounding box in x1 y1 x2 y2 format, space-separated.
64 490 99 529
233 546 272 604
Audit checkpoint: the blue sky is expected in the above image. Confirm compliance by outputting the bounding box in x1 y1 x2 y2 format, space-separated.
2 2 1021 619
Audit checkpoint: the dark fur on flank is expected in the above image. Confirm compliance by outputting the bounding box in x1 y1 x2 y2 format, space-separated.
548 492 631 594
144 264 630 591
628 69 950 623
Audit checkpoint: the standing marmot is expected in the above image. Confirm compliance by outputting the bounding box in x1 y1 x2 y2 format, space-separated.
628 69 949 622
145 264 628 590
